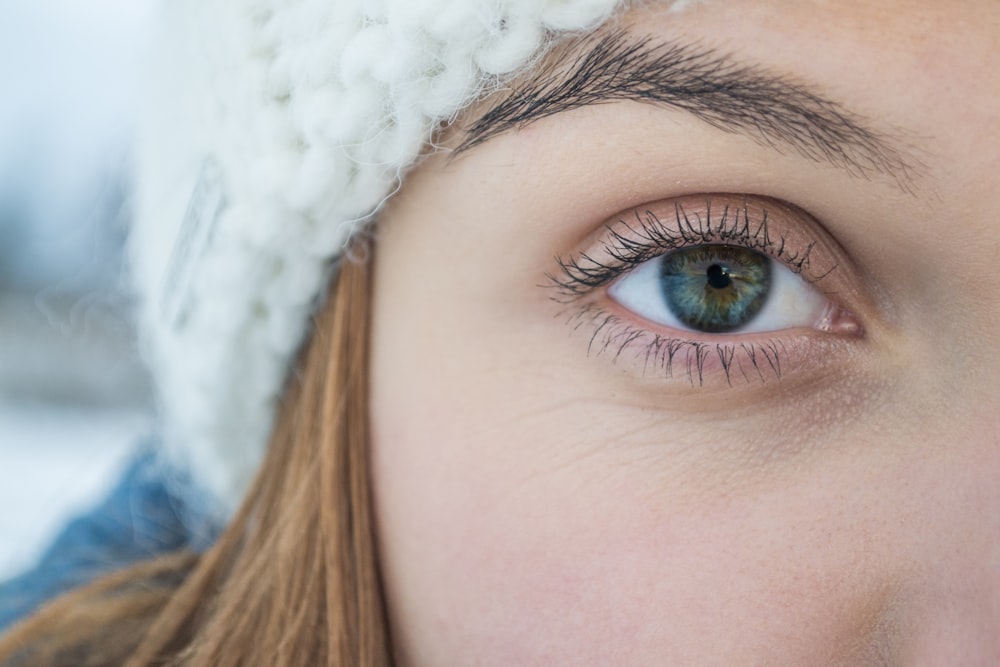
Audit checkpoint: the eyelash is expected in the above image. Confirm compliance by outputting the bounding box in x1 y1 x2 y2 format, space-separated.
546 197 846 386
564 303 789 386
549 199 832 300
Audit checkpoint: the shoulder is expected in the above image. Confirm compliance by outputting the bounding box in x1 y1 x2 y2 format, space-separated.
0 446 220 632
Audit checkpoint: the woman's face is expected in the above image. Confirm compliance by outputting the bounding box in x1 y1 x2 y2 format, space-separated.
370 1 1000 663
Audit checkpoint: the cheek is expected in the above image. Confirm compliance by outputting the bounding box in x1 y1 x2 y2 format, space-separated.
370 318 910 666
372 327 1000 667
371 387 896 666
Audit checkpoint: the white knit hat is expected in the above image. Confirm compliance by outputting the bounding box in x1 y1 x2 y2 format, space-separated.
131 0 628 520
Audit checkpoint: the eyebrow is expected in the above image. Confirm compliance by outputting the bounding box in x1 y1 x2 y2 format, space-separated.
456 31 918 191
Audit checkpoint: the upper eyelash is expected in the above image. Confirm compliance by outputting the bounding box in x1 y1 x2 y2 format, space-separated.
546 198 834 302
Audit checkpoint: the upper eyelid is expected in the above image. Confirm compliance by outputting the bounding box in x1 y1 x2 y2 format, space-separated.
547 196 840 303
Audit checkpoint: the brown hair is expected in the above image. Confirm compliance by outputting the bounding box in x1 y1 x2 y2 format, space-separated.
0 249 394 666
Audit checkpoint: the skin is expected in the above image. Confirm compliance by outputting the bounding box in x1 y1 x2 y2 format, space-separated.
369 1 1000 664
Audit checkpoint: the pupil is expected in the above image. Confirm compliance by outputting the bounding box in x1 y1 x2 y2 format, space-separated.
706 264 731 289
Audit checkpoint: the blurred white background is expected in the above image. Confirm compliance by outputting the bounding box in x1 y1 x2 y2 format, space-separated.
0 0 156 579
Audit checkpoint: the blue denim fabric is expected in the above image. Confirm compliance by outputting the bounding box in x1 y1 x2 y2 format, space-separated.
0 446 219 632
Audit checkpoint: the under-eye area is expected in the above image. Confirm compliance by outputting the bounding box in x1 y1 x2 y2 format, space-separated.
547 194 867 387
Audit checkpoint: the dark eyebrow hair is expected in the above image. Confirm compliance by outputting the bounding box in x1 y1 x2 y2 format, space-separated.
456 31 918 191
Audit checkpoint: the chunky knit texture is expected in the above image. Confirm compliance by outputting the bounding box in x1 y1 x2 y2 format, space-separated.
132 0 626 519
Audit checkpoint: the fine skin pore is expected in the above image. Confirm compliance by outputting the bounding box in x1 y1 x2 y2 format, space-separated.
370 1 1000 664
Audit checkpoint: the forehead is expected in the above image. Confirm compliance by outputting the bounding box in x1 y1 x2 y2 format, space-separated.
654 0 998 114
657 0 997 81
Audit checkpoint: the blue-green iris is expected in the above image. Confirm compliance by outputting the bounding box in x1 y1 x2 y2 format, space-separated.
658 245 772 333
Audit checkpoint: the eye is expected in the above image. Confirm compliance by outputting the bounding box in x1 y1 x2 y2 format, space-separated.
608 244 834 335
547 195 867 386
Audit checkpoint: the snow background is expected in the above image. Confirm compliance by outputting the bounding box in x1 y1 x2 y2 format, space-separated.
0 0 155 580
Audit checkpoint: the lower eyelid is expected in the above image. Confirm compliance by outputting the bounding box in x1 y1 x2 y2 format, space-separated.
563 300 861 389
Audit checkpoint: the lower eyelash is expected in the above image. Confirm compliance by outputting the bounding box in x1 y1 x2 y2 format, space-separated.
567 303 786 386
